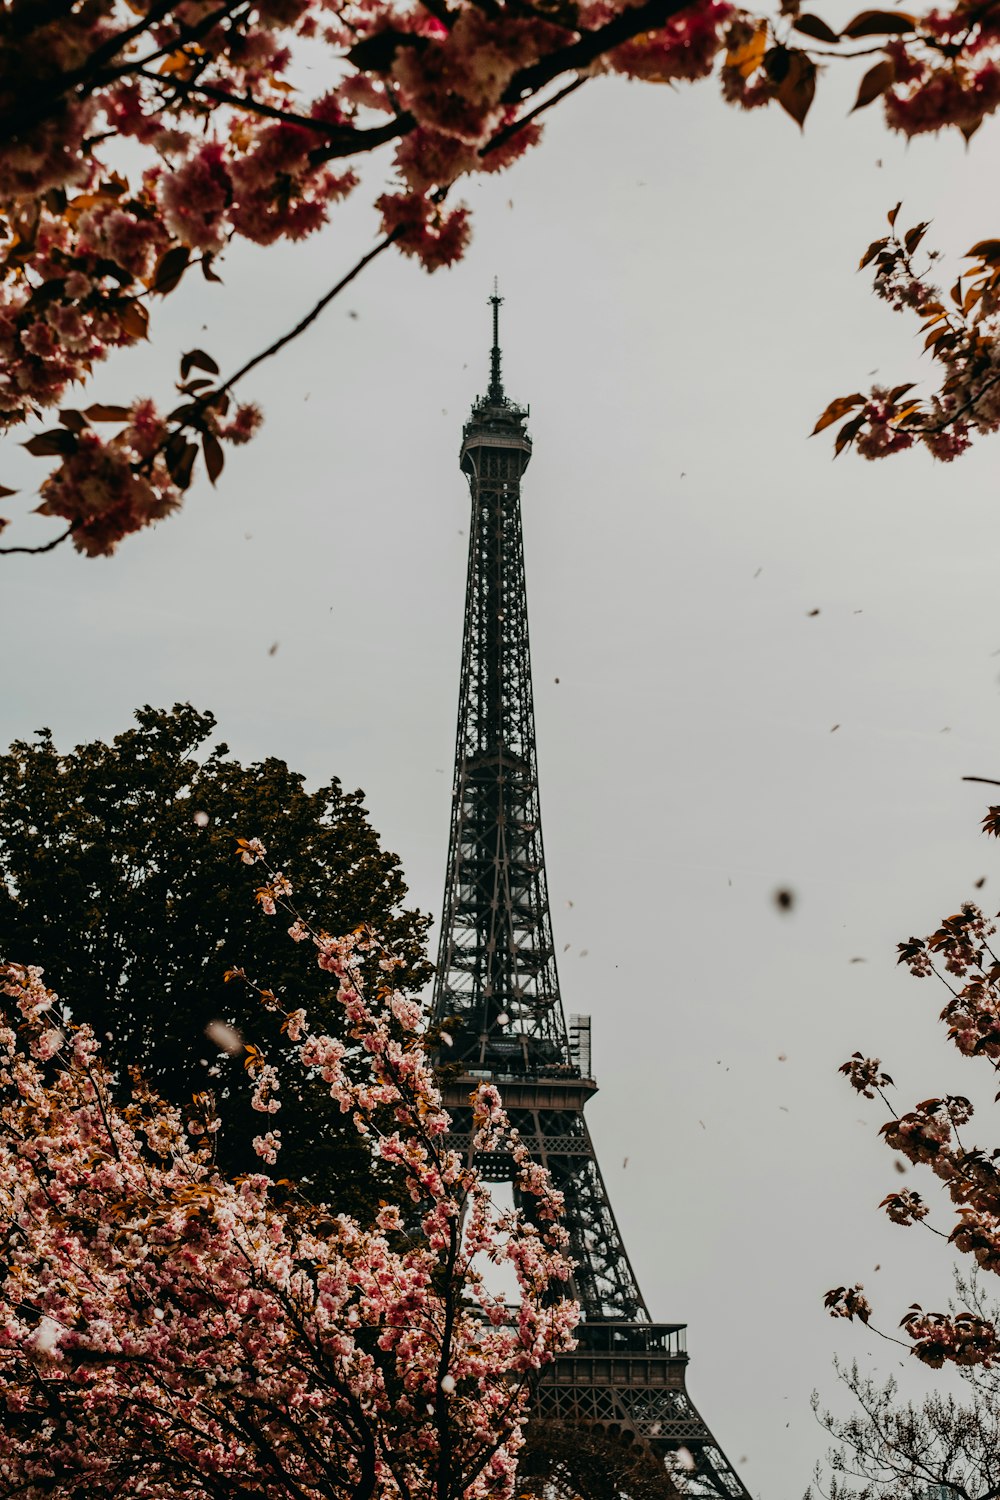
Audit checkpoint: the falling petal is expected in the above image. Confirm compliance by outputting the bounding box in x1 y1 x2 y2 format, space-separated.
205 1019 243 1055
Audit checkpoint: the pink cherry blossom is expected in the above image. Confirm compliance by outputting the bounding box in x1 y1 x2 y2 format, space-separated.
0 849 577 1499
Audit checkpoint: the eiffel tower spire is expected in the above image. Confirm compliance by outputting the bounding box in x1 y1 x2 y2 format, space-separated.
431 297 749 1498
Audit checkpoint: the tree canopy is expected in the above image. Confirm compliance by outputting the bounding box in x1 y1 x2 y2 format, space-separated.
0 0 998 556
0 918 576 1500
0 702 432 1218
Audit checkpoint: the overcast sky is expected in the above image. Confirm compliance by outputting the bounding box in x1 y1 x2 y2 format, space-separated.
7 33 1000 1497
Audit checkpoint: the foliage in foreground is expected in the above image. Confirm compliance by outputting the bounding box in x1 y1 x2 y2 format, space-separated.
817 795 1000 1497
1 0 1000 555
0 845 578 1499
0 703 432 1219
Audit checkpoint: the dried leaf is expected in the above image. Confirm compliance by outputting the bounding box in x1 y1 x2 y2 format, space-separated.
166 439 198 490
119 301 149 340
776 50 817 126
793 12 840 41
834 412 866 455
859 236 889 269
904 220 930 254
202 432 224 486
842 9 915 36
967 239 1000 263
180 348 220 380
150 245 191 296
22 429 77 458
83 403 130 422
851 56 895 108
813 393 865 434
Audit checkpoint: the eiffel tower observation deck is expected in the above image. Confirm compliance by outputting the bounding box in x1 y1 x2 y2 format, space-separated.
431 292 750 1500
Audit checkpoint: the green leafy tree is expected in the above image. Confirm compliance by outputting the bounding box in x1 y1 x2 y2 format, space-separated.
0 703 432 1218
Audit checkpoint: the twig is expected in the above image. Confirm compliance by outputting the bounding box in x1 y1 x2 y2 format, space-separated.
219 229 400 394
0 525 73 557
481 76 586 158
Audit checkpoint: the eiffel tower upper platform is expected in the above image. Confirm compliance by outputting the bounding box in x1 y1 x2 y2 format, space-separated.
430 292 750 1500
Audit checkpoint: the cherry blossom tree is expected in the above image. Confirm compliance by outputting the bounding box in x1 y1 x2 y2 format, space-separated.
0 0 1000 557
815 794 1000 1496
0 838 578 1499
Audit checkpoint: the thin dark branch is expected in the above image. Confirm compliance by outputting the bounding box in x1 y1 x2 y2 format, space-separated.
0 525 73 557
134 66 411 156
219 230 400 394
480 75 585 158
502 0 694 100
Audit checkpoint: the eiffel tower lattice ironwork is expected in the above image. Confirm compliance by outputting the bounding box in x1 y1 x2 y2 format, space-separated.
430 292 750 1500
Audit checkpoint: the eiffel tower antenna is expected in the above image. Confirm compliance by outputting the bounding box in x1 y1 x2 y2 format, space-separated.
431 296 750 1498
489 278 503 400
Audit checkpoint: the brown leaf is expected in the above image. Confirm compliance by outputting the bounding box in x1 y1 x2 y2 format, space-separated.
967 239 1000 263
904 220 930 254
0 484 18 498
119 301 149 341
180 348 220 380
346 26 414 72
22 429 77 458
166 439 198 490
859 236 889 269
834 413 866 455
842 9 915 36
888 201 902 228
793 12 840 41
202 432 224 486
83 404 130 422
150 245 191 296
777 50 817 124
763 43 791 82
852 57 896 109
812 393 865 435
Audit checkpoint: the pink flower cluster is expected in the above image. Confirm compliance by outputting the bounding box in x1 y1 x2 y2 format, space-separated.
37 419 181 559
885 61 1000 136
609 0 733 83
0 857 578 1498
900 1308 1000 1367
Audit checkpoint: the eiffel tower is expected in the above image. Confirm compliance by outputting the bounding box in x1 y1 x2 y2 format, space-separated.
430 292 750 1500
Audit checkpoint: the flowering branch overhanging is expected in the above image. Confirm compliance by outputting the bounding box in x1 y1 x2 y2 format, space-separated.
3 0 1000 554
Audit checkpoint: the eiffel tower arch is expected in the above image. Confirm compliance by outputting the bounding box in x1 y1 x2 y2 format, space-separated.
430 293 750 1500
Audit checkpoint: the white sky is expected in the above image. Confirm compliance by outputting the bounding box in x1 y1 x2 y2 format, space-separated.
6 29 1000 1496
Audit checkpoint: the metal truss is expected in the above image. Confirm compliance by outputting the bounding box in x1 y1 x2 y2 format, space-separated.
431 296 749 1500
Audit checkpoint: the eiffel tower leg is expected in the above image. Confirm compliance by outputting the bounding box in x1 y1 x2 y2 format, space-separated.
536 1327 750 1500
444 1080 750 1500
